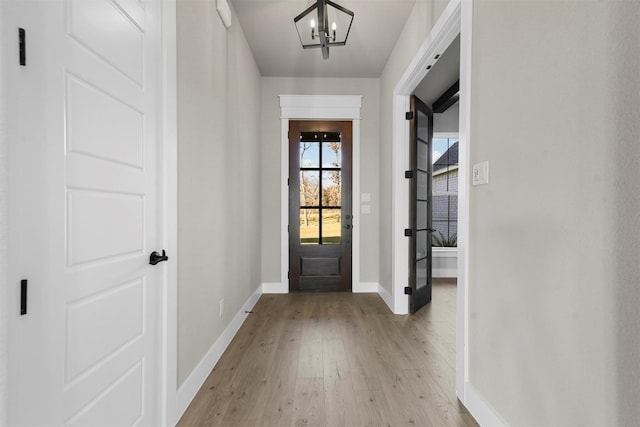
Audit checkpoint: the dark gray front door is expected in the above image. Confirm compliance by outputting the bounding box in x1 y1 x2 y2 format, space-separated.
289 120 353 291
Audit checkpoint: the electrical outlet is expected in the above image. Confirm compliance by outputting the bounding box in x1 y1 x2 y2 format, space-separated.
219 299 224 317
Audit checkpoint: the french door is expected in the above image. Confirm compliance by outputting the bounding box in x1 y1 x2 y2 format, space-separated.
407 95 434 313
289 121 353 291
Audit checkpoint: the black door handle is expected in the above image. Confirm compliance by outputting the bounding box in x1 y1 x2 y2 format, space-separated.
149 250 169 265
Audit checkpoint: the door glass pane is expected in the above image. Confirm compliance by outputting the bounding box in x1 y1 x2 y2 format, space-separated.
300 208 319 244
300 141 319 167
417 171 429 200
417 200 428 230
322 141 341 167
321 171 341 207
416 230 428 260
416 258 428 289
322 208 341 244
300 171 319 206
417 111 429 142
417 140 429 170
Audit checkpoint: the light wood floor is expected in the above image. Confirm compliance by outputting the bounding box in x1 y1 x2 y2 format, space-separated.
177 280 479 427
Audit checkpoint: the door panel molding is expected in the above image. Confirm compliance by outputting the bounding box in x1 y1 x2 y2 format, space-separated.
278 95 362 294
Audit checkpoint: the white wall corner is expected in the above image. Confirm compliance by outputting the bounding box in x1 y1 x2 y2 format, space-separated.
175 286 262 423
353 282 379 293
262 282 288 294
378 284 394 312
464 382 509 427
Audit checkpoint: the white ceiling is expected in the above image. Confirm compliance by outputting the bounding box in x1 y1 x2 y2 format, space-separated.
229 0 416 78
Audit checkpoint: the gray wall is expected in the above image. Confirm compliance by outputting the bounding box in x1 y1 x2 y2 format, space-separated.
378 0 450 293
177 0 262 386
468 1 639 425
260 77 380 285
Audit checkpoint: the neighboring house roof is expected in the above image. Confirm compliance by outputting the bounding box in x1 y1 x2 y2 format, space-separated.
433 141 459 173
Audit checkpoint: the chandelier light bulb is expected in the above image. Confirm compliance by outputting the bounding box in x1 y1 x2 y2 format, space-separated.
310 19 316 28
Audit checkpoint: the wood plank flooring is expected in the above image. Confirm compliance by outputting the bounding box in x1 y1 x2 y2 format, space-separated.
177 280 479 427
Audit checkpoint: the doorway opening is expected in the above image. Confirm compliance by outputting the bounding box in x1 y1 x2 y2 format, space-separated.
390 0 472 403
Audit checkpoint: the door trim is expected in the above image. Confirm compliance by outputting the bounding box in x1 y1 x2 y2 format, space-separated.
278 95 362 293
160 0 178 425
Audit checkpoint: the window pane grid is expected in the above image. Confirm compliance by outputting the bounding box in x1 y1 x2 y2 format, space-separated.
299 133 342 244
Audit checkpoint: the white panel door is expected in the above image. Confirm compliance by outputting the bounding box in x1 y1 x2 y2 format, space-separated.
6 0 164 425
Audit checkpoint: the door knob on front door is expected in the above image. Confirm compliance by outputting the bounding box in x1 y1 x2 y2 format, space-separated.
149 249 169 265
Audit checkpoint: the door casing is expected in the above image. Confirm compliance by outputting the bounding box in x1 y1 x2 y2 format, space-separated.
389 0 471 408
277 95 365 294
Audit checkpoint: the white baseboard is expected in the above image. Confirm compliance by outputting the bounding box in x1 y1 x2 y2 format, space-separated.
464 381 508 427
377 284 394 312
353 282 379 293
433 268 458 278
262 282 288 294
175 286 262 421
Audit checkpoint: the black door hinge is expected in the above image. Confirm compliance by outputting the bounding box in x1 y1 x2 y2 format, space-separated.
405 170 414 179
405 112 414 120
404 286 412 295
20 279 27 315
287 178 290 186
19 28 26 66
404 229 413 237
287 272 290 279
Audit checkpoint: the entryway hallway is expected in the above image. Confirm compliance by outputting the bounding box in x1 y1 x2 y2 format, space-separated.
178 280 478 426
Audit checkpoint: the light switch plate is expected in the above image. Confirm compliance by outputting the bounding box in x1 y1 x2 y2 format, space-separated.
361 205 371 214
472 161 489 186
361 193 371 202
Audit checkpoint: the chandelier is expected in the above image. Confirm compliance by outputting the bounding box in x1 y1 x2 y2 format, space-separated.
294 0 354 60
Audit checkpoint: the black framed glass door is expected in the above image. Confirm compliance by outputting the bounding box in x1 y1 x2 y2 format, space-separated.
408 95 434 312
289 120 353 291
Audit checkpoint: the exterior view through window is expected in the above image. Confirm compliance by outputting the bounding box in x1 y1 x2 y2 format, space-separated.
299 132 342 245
432 137 458 247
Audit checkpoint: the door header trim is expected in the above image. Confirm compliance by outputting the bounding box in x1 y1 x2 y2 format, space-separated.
279 95 362 120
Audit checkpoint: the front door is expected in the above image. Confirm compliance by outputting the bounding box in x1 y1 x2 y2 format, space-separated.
289 121 353 291
7 0 164 424
407 95 434 313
